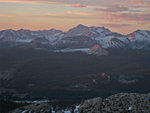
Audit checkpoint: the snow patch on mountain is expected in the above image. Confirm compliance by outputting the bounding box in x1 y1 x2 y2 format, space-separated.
54 48 89 52
127 30 150 49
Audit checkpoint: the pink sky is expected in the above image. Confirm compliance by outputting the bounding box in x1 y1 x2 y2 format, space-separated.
0 0 150 34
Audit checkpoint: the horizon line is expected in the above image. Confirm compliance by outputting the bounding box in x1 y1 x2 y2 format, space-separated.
0 24 149 35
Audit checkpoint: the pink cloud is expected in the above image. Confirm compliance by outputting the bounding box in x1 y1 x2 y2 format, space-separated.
130 0 145 5
103 12 150 22
73 4 86 8
0 14 13 17
100 24 132 28
94 5 129 12
66 11 90 16
0 0 149 7
28 13 94 20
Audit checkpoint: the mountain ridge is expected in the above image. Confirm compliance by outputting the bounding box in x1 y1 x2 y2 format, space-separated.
1 24 148 35
1 24 150 53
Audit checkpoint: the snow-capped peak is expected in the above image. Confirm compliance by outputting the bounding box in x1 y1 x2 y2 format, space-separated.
64 24 89 37
126 30 150 49
64 24 112 38
76 24 88 29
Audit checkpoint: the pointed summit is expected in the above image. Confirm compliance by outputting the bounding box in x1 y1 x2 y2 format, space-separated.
64 24 90 37
64 24 113 38
76 24 88 28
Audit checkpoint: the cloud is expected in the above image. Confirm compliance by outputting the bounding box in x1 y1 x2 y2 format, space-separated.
0 0 149 7
149 2 150 6
0 0 139 6
0 0 41 4
100 23 132 28
0 0 86 8
130 0 145 6
66 11 90 16
28 13 95 20
103 12 150 22
94 5 129 12
1 0 150 23
0 0 76 6
0 0 87 6
72 4 86 8
0 14 13 17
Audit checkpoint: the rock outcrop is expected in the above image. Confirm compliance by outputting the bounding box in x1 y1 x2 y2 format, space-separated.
79 93 150 113
10 93 150 113
11 103 52 113
85 45 109 56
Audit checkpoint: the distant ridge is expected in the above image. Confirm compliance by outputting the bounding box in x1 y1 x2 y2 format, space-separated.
0 24 150 50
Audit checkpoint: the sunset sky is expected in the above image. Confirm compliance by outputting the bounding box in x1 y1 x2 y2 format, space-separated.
0 0 150 34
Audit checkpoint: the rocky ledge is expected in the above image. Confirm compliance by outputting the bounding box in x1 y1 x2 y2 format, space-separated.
79 93 150 113
10 93 150 113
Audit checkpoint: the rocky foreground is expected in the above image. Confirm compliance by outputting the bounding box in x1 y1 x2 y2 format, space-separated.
79 93 150 113
11 93 150 113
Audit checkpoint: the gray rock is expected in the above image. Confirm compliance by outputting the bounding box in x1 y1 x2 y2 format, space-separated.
78 97 103 113
10 93 150 113
79 93 150 113
11 103 51 113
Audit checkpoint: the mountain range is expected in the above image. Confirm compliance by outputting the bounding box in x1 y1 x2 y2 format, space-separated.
1 24 150 102
1 24 150 55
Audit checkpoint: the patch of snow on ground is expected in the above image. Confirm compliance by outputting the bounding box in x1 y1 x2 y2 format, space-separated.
51 107 55 113
54 48 89 52
21 110 28 113
128 106 132 111
74 104 80 113
16 39 33 43
62 110 71 113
